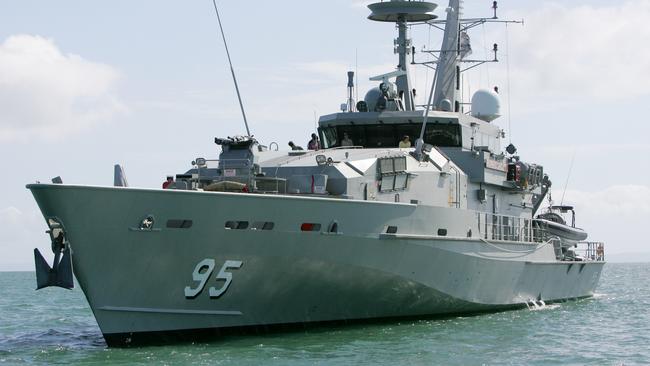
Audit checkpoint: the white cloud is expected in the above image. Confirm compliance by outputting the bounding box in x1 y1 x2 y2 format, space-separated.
494 0 650 100
263 61 395 87
538 143 650 157
350 1 372 9
249 60 395 121
0 206 23 224
550 185 650 254
0 35 125 142
561 185 650 216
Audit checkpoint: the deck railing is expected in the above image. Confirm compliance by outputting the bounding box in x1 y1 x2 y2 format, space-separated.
477 212 540 243
577 242 606 262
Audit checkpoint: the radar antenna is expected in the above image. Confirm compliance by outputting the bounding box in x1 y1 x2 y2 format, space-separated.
211 0 251 136
367 1 438 111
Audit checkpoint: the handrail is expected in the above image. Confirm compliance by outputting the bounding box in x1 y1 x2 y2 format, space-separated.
477 212 538 243
577 241 605 262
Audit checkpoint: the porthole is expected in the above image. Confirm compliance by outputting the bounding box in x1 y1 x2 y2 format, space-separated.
252 221 275 231
167 219 193 229
225 221 249 230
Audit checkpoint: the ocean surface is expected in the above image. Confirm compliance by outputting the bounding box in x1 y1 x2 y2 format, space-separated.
1 263 649 365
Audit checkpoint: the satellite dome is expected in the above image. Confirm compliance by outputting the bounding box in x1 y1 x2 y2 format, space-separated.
471 89 501 122
364 87 382 112
439 99 452 112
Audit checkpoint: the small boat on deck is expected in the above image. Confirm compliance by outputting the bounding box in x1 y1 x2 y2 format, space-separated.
535 205 588 247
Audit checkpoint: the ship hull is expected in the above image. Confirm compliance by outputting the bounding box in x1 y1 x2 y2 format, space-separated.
28 184 604 346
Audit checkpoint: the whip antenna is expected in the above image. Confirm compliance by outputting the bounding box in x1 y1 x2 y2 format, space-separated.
211 0 251 136
560 151 576 205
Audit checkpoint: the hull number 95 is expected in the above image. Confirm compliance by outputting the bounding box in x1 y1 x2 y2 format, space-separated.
184 259 243 299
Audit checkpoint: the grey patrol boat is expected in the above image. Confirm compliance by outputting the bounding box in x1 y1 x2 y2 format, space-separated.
28 0 605 347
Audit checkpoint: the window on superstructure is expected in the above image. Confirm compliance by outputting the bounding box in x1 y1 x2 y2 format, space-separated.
423 124 461 147
394 174 408 190
364 125 396 148
378 157 409 192
380 175 396 191
320 123 461 148
320 127 338 149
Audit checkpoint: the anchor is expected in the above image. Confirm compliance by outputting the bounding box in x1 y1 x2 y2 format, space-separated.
34 218 74 290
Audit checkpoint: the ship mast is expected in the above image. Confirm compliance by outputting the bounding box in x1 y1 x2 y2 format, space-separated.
432 0 462 112
367 1 438 111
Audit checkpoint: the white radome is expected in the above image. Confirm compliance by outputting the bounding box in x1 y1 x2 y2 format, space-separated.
471 89 501 122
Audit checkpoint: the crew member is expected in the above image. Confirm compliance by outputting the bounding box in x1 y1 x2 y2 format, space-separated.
399 135 411 148
341 132 353 147
307 133 320 150
288 141 303 150
162 176 174 189
596 243 604 261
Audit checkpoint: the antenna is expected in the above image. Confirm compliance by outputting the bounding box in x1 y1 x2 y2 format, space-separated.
347 71 355 112
367 1 438 111
415 2 523 112
355 48 359 106
560 151 576 205
211 0 251 136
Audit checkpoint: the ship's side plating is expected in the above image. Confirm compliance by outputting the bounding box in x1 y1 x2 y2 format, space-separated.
29 184 603 345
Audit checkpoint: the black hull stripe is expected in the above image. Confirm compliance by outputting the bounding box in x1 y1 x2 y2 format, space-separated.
102 303 526 347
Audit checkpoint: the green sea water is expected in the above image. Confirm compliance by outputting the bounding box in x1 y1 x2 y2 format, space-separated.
1 263 649 365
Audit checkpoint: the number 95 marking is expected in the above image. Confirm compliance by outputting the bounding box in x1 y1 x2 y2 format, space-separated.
184 259 243 299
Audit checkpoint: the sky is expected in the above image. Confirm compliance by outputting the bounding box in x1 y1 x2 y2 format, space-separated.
1 0 649 270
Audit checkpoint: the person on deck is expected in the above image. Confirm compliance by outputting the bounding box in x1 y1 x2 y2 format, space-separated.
399 135 411 148
341 132 354 147
307 133 320 150
162 176 174 189
288 141 303 150
596 243 604 261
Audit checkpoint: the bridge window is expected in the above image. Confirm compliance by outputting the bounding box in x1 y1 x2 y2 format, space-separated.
320 123 461 149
